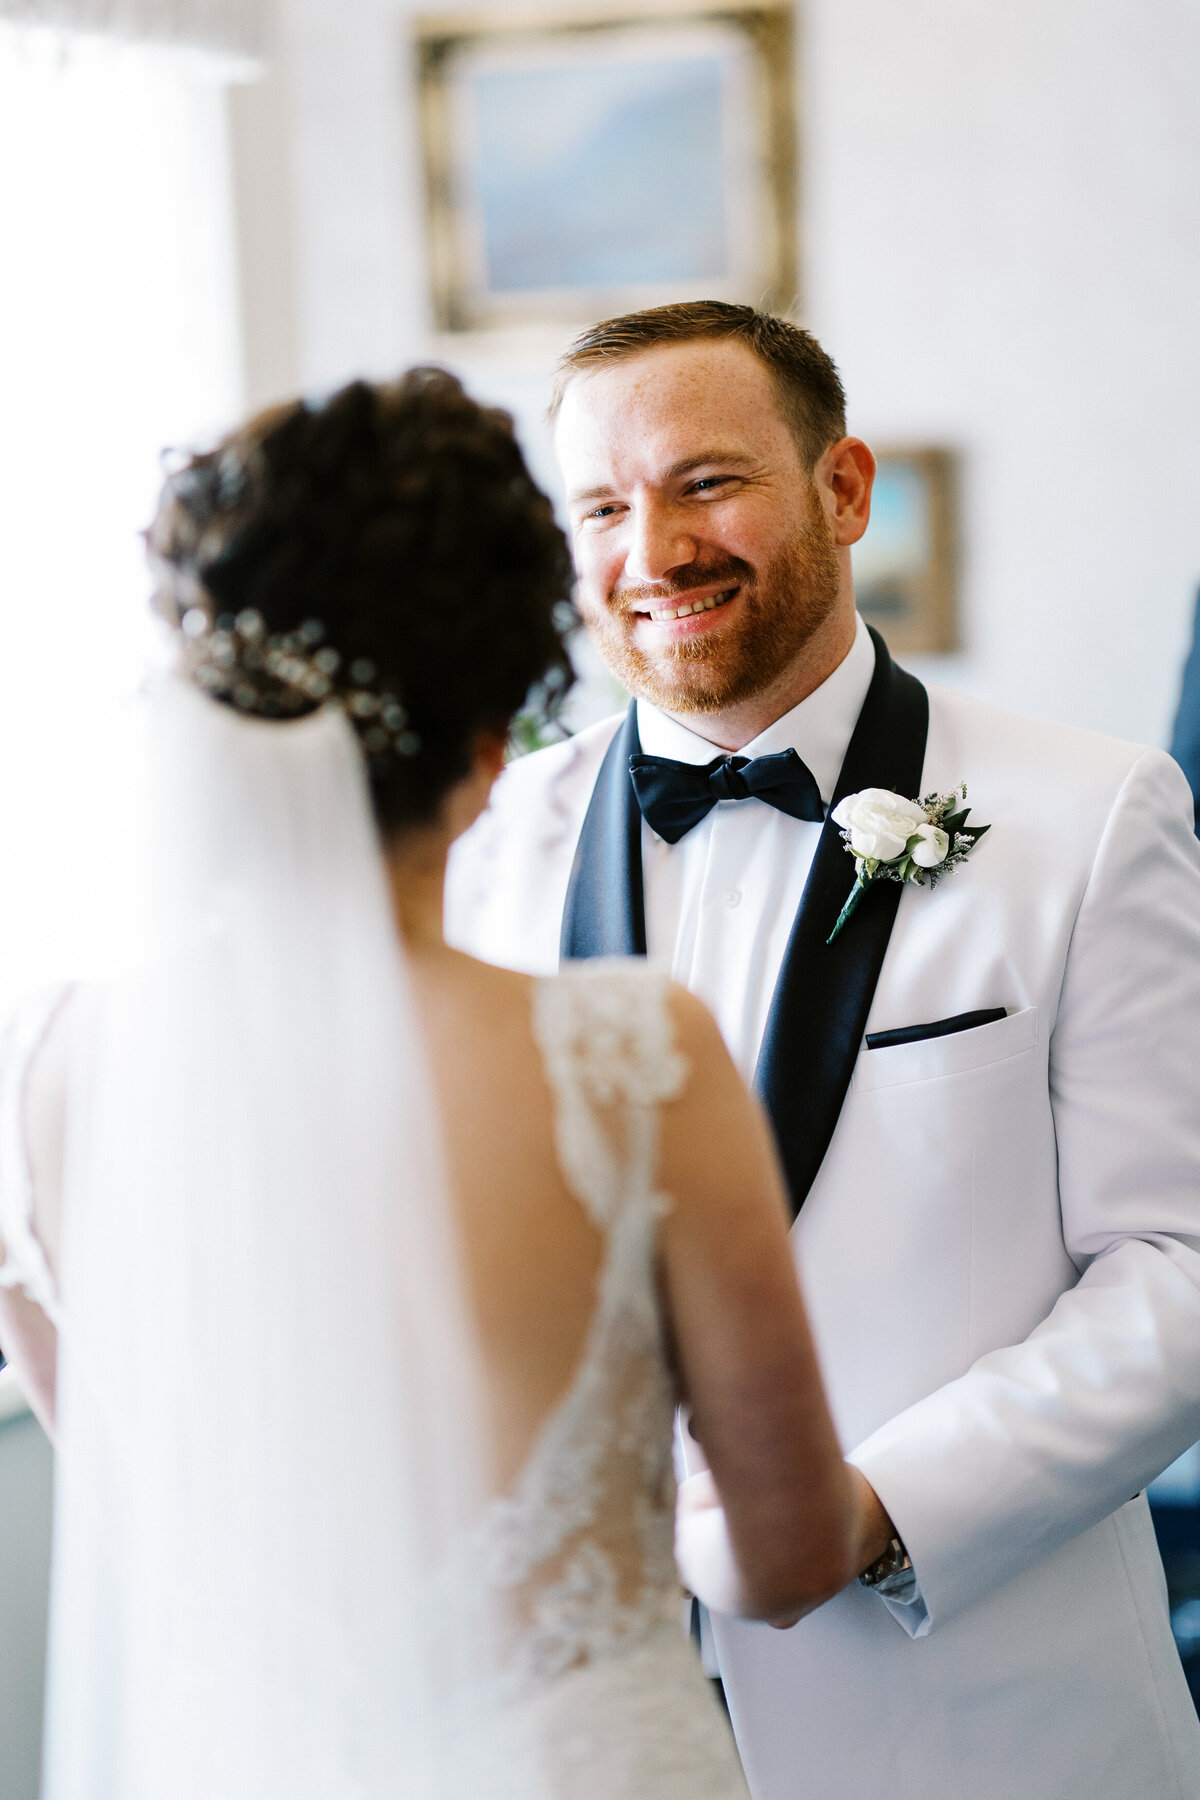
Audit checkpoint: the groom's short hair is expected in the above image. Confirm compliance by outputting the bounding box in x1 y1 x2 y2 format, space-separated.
549 302 847 469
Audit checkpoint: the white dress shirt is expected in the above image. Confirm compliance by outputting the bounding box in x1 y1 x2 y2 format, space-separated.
638 615 875 1082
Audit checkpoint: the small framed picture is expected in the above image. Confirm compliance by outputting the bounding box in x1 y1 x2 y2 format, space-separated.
414 0 798 332
853 449 960 655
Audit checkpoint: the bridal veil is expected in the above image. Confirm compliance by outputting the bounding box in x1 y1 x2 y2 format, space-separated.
42 675 527 1798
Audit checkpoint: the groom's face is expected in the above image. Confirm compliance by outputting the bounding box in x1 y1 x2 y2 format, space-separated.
554 339 842 717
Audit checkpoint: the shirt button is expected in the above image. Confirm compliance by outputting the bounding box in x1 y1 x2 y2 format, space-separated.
722 887 742 909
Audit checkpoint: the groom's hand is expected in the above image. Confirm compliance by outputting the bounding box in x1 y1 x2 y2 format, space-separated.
675 1469 750 1618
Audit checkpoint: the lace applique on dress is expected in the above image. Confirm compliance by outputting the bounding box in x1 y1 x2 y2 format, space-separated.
449 961 686 1681
445 959 746 1797
0 985 72 1327
532 958 688 1228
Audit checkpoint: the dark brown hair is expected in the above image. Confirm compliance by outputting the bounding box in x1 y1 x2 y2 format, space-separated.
147 370 575 833
549 301 847 468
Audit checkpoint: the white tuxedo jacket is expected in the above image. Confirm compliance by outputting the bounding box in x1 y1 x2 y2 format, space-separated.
446 675 1200 1800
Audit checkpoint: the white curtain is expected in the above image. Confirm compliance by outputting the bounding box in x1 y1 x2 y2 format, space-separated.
0 0 263 62
0 25 244 1012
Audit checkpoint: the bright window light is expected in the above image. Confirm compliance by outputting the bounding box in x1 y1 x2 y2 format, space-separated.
0 25 242 1008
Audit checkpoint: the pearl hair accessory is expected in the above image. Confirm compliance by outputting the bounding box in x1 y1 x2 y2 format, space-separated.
178 606 421 761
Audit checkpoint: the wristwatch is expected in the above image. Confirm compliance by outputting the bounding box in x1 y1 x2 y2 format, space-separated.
858 1535 917 1600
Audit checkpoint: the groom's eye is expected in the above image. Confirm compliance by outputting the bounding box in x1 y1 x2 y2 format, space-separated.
689 476 732 494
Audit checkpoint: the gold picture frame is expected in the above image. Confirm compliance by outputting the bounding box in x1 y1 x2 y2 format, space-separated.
853 448 960 656
414 0 798 333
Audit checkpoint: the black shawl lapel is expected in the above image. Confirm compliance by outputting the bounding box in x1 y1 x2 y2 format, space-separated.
756 628 928 1218
560 701 647 959
558 634 928 1223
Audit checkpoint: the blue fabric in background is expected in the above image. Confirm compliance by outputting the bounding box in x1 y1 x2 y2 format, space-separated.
1170 586 1200 836
1159 582 1200 1711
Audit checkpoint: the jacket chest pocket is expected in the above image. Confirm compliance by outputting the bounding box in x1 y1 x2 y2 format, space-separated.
804 1006 1057 1428
851 1005 1040 1093
839 1003 1064 1363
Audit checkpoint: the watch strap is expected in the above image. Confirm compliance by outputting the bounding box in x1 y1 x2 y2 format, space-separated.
859 1534 914 1594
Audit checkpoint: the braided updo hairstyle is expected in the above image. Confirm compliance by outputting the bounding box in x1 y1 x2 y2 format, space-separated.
146 369 575 833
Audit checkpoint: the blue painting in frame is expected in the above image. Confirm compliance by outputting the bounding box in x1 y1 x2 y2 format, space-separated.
417 2 796 331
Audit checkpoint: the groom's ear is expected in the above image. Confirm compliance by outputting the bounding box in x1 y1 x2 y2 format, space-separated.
818 438 875 548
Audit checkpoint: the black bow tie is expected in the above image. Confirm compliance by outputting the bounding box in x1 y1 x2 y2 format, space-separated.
628 748 825 845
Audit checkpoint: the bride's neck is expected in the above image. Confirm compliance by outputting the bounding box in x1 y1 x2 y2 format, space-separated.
384 825 450 955
382 749 501 956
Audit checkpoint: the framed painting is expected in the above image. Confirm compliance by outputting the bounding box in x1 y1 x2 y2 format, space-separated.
414 0 797 332
852 449 960 655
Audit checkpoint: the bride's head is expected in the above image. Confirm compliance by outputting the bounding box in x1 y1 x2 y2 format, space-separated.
146 369 574 838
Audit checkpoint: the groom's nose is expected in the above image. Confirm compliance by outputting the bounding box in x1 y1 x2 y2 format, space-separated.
623 496 698 585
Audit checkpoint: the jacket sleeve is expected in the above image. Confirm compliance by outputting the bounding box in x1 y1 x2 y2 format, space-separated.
848 747 1200 1635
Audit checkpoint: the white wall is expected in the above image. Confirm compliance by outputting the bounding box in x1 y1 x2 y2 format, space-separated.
237 0 1200 744
804 0 1200 741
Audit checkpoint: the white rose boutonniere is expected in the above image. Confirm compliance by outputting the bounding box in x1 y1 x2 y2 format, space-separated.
827 784 990 944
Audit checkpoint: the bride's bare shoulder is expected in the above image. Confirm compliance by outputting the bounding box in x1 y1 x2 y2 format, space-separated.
657 982 788 1229
412 949 547 1077
445 957 724 1081
434 946 540 1014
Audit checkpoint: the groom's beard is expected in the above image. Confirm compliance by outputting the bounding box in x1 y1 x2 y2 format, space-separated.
583 497 842 718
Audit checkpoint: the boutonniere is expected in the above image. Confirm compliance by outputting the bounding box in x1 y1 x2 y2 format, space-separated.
827 785 990 945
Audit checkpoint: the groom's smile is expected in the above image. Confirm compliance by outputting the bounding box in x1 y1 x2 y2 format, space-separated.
620 574 743 638
554 337 863 744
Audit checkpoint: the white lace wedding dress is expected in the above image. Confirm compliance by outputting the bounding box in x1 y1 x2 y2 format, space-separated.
0 962 749 1799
